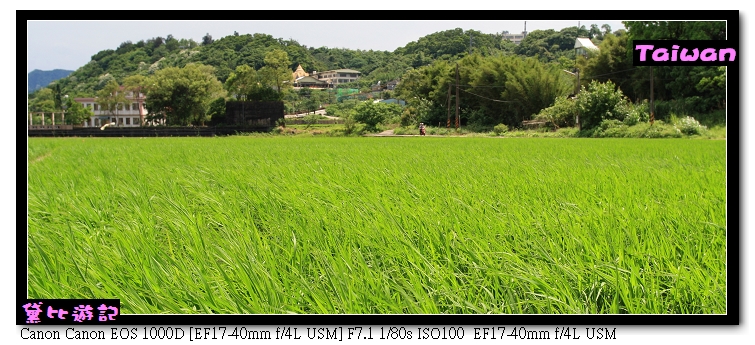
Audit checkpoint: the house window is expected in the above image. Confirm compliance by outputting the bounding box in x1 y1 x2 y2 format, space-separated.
119 118 124 125
133 117 139 125
95 118 100 126
125 104 130 111
133 103 138 109
94 104 99 111
126 118 130 125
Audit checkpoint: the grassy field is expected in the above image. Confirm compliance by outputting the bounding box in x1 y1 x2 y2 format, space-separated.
27 137 727 314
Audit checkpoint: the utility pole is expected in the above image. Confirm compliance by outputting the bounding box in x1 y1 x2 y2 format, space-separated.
455 63 460 130
649 66 655 125
446 83 452 128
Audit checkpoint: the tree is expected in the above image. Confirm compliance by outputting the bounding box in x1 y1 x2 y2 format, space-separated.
353 101 402 131
579 33 635 99
207 97 227 125
601 24 612 38
202 33 213 46
224 65 278 102
63 97 94 125
145 63 225 126
52 83 63 110
27 88 56 124
259 49 293 98
96 79 129 125
575 80 631 130
123 75 147 124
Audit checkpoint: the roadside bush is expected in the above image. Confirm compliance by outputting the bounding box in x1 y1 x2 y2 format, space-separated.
627 121 682 138
675 116 707 135
493 123 509 135
622 100 650 126
575 81 631 130
534 95 577 128
353 101 402 131
343 117 357 135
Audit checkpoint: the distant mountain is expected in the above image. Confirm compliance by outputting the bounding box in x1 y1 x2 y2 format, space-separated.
28 69 74 94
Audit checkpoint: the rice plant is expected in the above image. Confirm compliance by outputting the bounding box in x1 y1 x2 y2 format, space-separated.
26 137 727 314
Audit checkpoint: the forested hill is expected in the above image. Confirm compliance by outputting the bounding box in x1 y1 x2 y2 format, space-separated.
35 26 614 98
28 69 74 94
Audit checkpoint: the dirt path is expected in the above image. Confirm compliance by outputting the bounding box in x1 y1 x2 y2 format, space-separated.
366 129 454 137
372 129 395 136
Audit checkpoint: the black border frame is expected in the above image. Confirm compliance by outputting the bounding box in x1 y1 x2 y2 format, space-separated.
20 9 739 326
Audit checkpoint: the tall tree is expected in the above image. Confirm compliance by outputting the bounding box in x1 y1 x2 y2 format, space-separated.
96 79 129 126
145 63 225 126
224 65 279 102
62 97 94 125
259 49 293 99
123 75 147 124
202 33 213 46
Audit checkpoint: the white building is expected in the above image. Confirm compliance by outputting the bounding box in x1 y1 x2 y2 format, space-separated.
74 92 158 127
502 31 528 45
310 69 361 86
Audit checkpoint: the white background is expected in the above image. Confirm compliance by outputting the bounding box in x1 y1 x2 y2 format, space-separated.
11 2 749 344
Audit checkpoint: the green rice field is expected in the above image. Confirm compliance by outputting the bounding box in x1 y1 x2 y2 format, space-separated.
27 137 727 314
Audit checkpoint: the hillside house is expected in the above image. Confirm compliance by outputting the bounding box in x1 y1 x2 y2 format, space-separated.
74 91 155 127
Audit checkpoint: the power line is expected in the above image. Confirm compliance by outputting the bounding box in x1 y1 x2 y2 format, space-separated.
461 89 518 103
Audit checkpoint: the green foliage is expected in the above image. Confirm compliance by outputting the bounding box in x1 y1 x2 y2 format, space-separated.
207 97 227 125
302 114 323 129
63 97 94 125
619 21 727 107
514 26 590 62
353 101 402 130
225 65 278 102
28 88 57 113
622 100 649 126
535 96 577 128
343 117 357 135
575 80 631 130
145 63 225 126
675 116 708 135
579 33 635 98
96 79 129 117
325 99 359 118
259 49 293 97
27 22 727 132
493 123 508 135
395 54 571 128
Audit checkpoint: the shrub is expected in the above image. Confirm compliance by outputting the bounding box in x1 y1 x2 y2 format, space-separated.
493 124 509 135
675 116 707 135
534 95 577 128
622 100 650 126
343 117 357 135
575 81 631 130
353 101 402 131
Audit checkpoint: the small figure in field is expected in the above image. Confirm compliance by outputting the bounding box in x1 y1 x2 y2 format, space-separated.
419 122 426 136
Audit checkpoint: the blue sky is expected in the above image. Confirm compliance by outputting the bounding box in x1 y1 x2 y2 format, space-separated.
26 20 627 73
